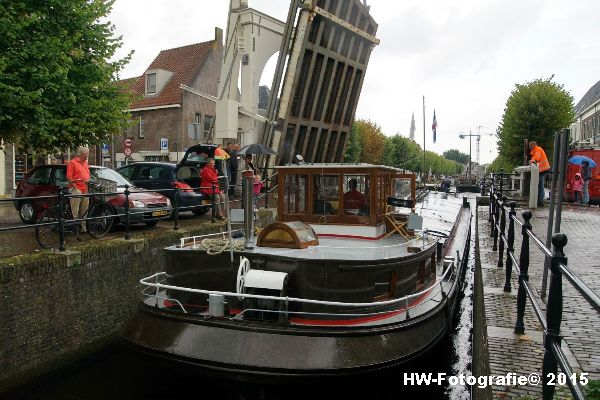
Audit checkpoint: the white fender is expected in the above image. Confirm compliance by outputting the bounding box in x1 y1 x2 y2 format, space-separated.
236 256 251 299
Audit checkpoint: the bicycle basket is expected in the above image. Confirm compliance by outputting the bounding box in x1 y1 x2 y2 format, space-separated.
89 178 118 201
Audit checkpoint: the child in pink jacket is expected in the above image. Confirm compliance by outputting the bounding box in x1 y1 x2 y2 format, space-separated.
571 173 583 204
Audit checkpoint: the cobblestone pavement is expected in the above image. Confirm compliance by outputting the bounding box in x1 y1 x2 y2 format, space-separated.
0 198 263 258
479 204 600 399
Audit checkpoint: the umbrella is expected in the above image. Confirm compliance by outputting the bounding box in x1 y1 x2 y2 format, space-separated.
237 143 278 156
568 155 596 168
214 147 230 159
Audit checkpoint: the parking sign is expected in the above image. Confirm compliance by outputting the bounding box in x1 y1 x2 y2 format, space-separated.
160 138 168 153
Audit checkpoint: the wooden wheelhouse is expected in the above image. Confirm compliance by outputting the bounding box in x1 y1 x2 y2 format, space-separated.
276 164 415 237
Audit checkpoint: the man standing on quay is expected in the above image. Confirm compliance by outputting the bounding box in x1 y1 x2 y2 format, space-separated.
529 141 550 206
67 146 91 232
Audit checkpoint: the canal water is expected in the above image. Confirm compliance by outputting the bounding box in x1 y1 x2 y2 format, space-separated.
9 200 477 400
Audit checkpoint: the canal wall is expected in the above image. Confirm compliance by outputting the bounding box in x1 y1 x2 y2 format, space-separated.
471 209 493 400
0 223 226 394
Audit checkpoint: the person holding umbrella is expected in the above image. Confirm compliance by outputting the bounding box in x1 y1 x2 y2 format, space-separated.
581 160 592 206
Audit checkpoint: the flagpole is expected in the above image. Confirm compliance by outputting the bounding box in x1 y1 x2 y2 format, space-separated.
422 96 426 181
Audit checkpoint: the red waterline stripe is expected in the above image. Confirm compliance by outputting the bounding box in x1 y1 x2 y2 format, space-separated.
289 287 434 326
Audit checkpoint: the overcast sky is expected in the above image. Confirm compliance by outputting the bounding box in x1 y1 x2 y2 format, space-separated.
109 0 600 163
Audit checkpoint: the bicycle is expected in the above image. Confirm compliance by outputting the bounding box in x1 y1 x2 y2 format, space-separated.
35 181 115 249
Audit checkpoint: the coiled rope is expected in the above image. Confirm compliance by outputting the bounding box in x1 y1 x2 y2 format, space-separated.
199 238 245 255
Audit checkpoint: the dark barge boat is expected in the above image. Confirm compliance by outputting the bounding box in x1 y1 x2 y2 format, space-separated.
121 164 472 381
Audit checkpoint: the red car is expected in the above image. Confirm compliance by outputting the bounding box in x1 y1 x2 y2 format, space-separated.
14 165 172 225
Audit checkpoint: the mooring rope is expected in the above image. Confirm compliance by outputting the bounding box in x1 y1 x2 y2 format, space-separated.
199 238 245 255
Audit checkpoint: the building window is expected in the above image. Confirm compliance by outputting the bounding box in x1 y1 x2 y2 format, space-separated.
138 115 145 138
146 73 157 94
204 115 214 137
195 113 201 124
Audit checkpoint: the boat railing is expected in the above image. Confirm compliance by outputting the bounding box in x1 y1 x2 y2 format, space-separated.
139 260 457 321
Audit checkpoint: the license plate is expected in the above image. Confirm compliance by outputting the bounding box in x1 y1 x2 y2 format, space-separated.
152 210 169 217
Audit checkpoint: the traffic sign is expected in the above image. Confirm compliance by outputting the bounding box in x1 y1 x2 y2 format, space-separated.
124 148 132 157
124 138 133 147
160 138 168 153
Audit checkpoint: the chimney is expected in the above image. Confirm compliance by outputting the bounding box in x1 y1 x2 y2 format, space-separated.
214 27 223 48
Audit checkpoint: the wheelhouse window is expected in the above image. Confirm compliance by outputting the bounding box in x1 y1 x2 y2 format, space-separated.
284 174 307 214
313 175 339 215
342 174 369 215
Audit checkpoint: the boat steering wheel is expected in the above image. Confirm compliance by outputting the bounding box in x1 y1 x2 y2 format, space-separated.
236 257 251 300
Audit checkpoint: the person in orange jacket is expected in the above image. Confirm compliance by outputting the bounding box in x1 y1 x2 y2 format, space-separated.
529 141 551 206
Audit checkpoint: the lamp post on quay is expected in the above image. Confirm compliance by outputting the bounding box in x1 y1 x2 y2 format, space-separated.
459 131 480 177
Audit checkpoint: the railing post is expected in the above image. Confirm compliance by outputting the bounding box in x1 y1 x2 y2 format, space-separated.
211 183 216 223
173 186 179 231
124 185 131 240
492 194 499 251
499 169 504 196
58 188 66 251
488 177 494 223
264 172 269 209
504 202 517 292
497 195 507 267
514 210 532 334
542 233 567 400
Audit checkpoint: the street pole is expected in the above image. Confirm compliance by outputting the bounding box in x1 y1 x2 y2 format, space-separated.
469 130 472 177
422 96 426 181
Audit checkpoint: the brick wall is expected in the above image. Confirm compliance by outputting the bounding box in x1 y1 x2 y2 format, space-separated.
0 223 224 394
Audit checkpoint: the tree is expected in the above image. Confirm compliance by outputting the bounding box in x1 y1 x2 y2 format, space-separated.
443 149 469 165
354 119 386 164
344 122 362 163
497 77 574 166
0 0 132 152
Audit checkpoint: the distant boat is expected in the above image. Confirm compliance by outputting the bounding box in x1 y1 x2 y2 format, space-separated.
121 163 471 381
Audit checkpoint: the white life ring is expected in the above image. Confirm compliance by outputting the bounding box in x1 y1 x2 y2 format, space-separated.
236 256 251 299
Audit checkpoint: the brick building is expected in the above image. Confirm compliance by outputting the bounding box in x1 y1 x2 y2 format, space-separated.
114 28 223 166
570 79 600 145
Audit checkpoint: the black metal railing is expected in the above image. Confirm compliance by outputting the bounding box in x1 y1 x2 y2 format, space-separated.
0 169 279 252
488 183 600 400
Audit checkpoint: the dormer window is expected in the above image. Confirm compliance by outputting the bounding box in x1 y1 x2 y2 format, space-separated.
146 73 157 94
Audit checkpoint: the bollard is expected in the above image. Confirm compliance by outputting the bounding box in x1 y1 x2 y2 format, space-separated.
504 202 517 292
542 233 568 400
173 186 180 231
124 185 131 240
514 210 532 334
58 188 66 251
497 195 507 267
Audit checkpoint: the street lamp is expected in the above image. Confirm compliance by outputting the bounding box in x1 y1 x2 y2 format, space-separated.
459 131 480 177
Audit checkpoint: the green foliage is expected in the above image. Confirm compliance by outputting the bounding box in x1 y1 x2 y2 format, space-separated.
0 0 132 152
443 149 470 164
344 122 361 163
382 134 422 171
586 379 600 400
497 77 574 166
487 155 516 173
345 120 462 175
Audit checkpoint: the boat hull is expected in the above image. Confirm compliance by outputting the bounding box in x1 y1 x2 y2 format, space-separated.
121 290 458 383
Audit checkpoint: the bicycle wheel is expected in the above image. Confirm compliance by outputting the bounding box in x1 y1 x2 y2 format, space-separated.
86 203 114 238
35 207 73 249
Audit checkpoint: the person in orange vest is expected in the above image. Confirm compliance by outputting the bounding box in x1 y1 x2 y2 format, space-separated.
528 141 551 206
